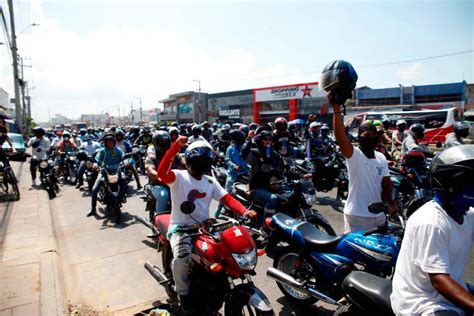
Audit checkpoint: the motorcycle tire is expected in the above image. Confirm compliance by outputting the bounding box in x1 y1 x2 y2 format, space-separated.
69 165 76 184
273 247 318 305
5 169 20 201
46 179 57 199
224 291 274 316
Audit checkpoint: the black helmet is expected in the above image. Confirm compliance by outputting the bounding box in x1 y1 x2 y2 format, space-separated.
229 129 246 146
430 145 474 196
274 117 288 131
192 125 202 137
255 124 272 136
152 131 171 154
62 131 71 139
115 129 125 138
103 133 116 146
33 127 45 137
454 121 470 138
254 130 273 149
171 121 178 127
168 126 179 137
381 118 391 129
185 140 216 175
410 123 425 139
80 128 87 135
239 124 250 137
320 60 358 105
249 123 259 131
320 124 330 136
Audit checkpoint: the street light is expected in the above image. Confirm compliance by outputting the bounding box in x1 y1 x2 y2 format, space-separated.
17 23 40 36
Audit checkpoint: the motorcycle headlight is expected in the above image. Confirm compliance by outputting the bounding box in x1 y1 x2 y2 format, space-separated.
231 249 257 271
302 192 317 205
107 174 119 184
40 161 48 169
86 161 93 169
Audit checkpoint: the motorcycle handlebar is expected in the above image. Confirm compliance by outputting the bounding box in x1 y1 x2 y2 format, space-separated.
363 225 387 236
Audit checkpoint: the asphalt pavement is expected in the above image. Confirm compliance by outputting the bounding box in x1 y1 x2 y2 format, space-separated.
1 162 473 315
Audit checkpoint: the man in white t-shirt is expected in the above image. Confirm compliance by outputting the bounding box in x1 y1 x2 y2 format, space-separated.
391 145 474 315
330 97 398 232
157 136 256 314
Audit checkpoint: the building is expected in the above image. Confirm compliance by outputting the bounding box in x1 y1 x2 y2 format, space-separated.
159 91 207 125
0 88 9 110
49 113 71 126
80 113 110 126
355 81 468 109
208 89 253 124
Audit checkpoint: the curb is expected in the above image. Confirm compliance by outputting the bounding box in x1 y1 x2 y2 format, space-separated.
37 172 68 315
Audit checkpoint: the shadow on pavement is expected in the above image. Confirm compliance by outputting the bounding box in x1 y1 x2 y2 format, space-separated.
97 208 136 229
276 297 334 315
317 197 344 213
141 239 157 249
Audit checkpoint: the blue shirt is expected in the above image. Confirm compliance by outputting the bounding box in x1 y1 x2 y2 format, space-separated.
226 144 249 178
95 147 124 169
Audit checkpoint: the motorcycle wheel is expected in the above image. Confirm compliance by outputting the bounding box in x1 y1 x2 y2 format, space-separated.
273 247 318 305
224 292 274 316
46 179 57 199
69 165 76 184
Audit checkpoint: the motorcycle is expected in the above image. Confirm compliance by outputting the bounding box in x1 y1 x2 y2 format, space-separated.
295 147 348 201
85 155 99 193
38 157 60 199
136 145 148 175
97 165 126 223
266 202 403 306
136 209 274 315
390 149 432 219
221 177 336 241
59 151 78 184
141 183 171 222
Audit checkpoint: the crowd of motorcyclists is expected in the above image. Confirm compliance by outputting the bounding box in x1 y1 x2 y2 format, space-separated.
13 61 473 315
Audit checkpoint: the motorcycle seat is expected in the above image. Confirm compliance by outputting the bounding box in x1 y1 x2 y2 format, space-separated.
235 183 250 199
341 271 393 314
272 213 341 251
154 213 171 236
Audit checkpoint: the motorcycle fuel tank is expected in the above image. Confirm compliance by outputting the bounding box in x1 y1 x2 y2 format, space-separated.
336 231 399 273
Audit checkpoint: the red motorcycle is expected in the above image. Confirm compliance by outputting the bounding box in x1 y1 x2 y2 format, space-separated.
137 210 274 316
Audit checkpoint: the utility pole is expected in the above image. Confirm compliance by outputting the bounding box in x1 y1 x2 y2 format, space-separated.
139 97 143 125
192 80 202 123
7 0 23 134
130 102 134 125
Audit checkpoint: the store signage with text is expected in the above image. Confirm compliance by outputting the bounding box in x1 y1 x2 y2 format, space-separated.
219 105 241 119
255 83 322 102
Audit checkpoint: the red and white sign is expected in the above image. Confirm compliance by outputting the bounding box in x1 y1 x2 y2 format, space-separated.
254 82 323 102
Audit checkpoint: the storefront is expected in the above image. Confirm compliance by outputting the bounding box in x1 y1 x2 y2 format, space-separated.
253 82 328 123
207 89 253 124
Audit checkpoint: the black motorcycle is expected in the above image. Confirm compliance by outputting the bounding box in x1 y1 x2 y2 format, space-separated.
222 177 336 241
59 151 78 184
38 157 60 199
85 156 99 193
390 149 432 219
97 165 126 223
295 148 348 201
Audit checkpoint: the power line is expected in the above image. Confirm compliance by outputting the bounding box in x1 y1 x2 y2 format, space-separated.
202 49 474 84
0 5 12 60
358 49 474 68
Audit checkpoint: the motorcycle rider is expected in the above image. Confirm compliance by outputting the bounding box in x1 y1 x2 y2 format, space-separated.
75 136 101 188
86 134 126 218
28 127 50 186
273 117 294 158
214 129 249 217
187 125 206 144
201 121 213 142
145 131 173 219
134 126 153 147
0 118 16 163
392 119 408 148
56 131 77 181
116 129 142 190
306 121 323 159
391 144 474 315
402 123 434 157
445 121 470 148
156 136 257 314
322 60 398 232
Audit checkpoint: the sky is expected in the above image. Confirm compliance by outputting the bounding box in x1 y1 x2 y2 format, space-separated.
0 0 473 122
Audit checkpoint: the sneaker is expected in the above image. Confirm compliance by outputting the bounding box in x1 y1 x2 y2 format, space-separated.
31 179 37 186
86 208 97 217
75 182 83 188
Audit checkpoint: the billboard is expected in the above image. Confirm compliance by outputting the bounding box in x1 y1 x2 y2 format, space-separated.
254 82 323 102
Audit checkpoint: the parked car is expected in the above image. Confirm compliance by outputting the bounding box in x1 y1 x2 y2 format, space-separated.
2 133 28 161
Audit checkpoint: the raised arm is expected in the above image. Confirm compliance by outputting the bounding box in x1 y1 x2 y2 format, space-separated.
329 94 353 158
157 136 187 184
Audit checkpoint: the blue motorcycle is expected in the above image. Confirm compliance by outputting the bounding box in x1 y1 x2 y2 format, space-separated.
266 203 403 306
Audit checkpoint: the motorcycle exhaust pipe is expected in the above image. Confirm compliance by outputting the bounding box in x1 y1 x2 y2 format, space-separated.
144 261 169 285
267 267 340 305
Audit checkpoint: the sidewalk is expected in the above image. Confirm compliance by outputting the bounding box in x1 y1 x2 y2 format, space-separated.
0 160 67 316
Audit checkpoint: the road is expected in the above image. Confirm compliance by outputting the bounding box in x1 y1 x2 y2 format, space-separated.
3 160 474 315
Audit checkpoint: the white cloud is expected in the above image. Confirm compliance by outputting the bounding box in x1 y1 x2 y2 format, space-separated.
396 63 423 84
0 0 314 123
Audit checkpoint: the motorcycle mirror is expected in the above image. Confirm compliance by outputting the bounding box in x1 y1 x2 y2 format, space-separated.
436 141 443 148
368 202 389 214
180 201 196 214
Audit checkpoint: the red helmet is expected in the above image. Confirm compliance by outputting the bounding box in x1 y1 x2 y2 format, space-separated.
56 130 63 137
274 117 288 131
